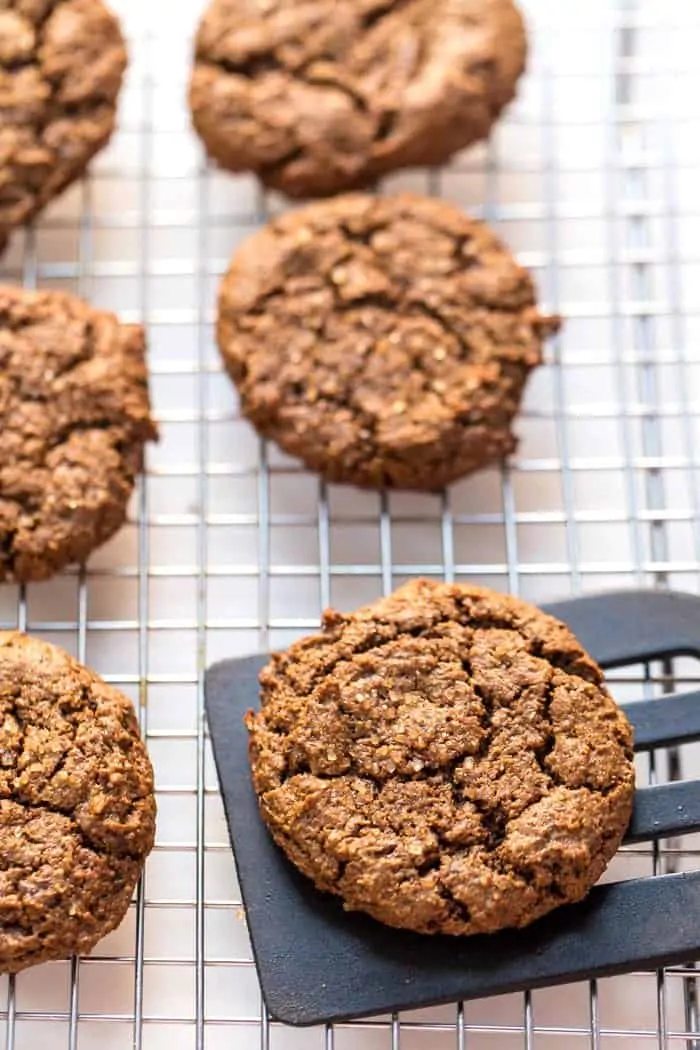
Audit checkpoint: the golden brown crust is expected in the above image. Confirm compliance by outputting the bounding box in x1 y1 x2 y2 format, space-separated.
247 580 635 936
218 193 558 491
190 0 527 197
0 285 157 582
0 632 155 972
0 0 127 246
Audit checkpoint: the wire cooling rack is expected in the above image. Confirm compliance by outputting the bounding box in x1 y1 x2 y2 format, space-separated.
1 0 700 1046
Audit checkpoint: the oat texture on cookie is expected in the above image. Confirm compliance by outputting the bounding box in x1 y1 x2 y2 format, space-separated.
0 632 155 973
0 0 126 250
218 193 559 491
189 0 526 197
246 579 635 936
0 285 157 582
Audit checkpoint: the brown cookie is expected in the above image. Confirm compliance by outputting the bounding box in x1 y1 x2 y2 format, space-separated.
0 0 127 252
189 0 527 198
0 285 157 582
0 632 155 972
218 193 559 491
246 579 635 936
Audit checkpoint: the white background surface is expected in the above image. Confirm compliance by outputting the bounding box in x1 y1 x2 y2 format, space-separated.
1 0 700 1045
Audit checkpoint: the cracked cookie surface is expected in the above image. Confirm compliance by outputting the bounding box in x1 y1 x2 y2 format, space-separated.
218 193 559 491
0 0 126 251
247 579 635 936
0 632 155 972
189 0 526 197
0 285 157 582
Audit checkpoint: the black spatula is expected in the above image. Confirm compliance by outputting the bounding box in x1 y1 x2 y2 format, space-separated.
204 589 700 1027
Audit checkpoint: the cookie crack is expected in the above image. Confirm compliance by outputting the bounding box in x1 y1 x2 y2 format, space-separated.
270 605 596 704
264 610 612 851
433 879 472 926
270 627 400 698
458 653 512 849
206 54 279 79
1 0 124 234
408 299 475 361
251 582 634 935
2 318 95 401
360 0 417 31
240 281 528 436
298 63 370 114
0 692 25 772
277 756 478 789
272 637 612 859
481 848 540 889
529 637 601 685
47 415 147 454
202 47 372 138
0 682 147 861
0 430 140 578
459 655 493 761
259 145 304 181
222 202 558 491
0 791 144 861
532 670 557 779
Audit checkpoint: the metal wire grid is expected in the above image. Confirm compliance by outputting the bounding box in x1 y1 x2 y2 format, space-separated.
1 0 700 1046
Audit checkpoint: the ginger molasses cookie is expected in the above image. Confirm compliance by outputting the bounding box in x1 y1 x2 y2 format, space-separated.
0 285 157 582
218 193 559 491
0 0 127 251
246 579 635 936
189 0 526 198
0 632 155 972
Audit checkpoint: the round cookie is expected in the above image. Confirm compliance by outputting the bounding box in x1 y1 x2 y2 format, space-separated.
246 579 635 936
0 0 127 251
189 0 526 198
218 193 559 491
0 632 155 972
0 285 157 582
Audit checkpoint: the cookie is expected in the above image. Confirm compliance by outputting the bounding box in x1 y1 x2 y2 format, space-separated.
218 193 559 491
0 632 155 972
189 0 526 198
0 0 127 251
0 285 157 582
246 579 635 936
